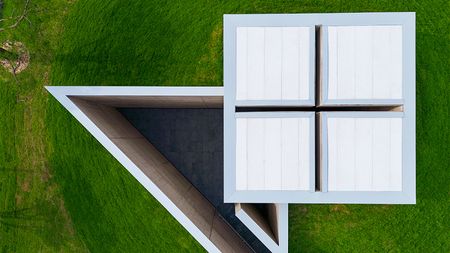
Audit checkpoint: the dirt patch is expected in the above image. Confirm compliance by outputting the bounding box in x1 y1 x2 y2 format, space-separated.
0 41 30 74
193 24 222 84
41 166 51 183
15 193 23 206
331 204 351 214
21 179 31 192
298 206 308 214
59 199 75 236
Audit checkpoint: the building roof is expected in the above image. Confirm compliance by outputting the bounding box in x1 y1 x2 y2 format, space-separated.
224 12 415 204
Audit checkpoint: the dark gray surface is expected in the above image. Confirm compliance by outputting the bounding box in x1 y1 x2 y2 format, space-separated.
119 108 269 253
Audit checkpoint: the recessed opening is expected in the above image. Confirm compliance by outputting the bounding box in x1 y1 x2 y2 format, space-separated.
315 112 322 191
236 203 280 246
69 96 274 253
315 25 322 106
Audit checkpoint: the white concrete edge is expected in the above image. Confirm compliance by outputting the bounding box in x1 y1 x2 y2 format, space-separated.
45 85 224 96
45 86 222 253
278 204 289 253
226 190 414 204
235 204 280 252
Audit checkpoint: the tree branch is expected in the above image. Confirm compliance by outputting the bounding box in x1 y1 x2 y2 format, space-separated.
0 0 31 32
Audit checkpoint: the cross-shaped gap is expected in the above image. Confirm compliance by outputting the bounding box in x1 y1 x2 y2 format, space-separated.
235 105 402 112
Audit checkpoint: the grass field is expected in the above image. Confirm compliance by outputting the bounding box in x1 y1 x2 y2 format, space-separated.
1 0 449 252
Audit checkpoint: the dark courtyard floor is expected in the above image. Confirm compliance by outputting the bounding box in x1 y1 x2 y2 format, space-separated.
119 108 269 253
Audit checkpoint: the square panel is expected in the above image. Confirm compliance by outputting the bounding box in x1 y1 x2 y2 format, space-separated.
321 25 404 105
317 111 415 204
235 115 313 191
324 113 403 191
228 112 315 202
236 27 312 103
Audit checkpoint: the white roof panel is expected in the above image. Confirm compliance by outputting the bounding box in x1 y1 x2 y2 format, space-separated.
326 114 403 191
326 25 403 102
236 27 313 104
235 115 313 191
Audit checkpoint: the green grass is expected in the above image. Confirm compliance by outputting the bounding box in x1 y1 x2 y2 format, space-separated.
46 105 204 252
0 0 88 252
1 0 449 252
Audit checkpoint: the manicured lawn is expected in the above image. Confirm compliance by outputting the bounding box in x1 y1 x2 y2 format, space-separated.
1 0 449 252
0 0 88 251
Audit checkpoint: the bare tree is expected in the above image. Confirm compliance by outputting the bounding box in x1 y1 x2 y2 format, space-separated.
0 0 32 79
0 0 31 33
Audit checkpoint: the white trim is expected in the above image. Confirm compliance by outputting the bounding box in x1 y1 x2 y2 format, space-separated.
46 86 224 96
235 205 279 252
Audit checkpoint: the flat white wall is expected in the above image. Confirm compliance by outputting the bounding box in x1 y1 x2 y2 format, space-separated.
327 25 403 100
236 117 311 191
236 27 311 101
326 116 403 191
